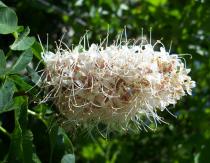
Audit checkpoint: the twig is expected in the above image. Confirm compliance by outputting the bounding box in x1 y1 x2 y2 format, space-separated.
0 126 11 138
35 0 73 16
28 109 48 126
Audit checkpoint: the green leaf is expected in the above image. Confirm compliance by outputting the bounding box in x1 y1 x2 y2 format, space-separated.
10 27 35 51
22 130 34 163
31 41 43 61
7 127 34 163
0 49 6 76
32 153 42 163
48 125 74 163
10 49 33 73
0 96 25 114
61 154 75 163
0 4 18 34
17 97 28 131
0 49 6 69
0 79 15 112
9 75 33 91
7 121 23 162
49 125 59 163
32 103 52 115
26 66 41 85
10 37 35 51
148 0 167 6
0 1 7 7
7 97 35 163
58 127 74 153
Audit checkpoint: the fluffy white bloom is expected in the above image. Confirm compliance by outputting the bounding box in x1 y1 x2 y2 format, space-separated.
41 37 196 133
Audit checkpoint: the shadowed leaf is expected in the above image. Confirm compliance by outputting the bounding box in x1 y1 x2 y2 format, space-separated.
0 3 18 34
10 49 33 73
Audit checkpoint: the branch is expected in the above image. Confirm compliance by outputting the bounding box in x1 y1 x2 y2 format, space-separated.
0 126 11 138
35 0 73 16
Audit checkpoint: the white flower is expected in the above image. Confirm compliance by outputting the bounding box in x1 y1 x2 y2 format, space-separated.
40 35 196 133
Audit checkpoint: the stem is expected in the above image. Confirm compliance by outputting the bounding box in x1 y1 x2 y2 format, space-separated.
28 110 48 126
35 0 73 16
0 126 11 138
28 109 37 116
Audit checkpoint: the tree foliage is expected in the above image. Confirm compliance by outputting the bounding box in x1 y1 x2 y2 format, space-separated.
0 0 210 162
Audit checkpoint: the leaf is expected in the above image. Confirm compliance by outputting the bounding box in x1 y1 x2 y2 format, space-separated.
26 66 41 85
58 127 74 153
61 154 75 163
148 0 167 6
7 121 23 162
32 153 42 163
49 125 59 163
0 1 7 7
9 75 33 91
48 125 74 163
0 96 25 114
8 96 28 161
0 79 15 112
32 103 52 115
10 49 33 73
0 49 6 69
10 37 35 51
17 96 28 131
31 41 43 61
10 27 35 51
0 4 18 34
22 130 34 163
0 49 6 76
7 127 34 163
7 97 35 163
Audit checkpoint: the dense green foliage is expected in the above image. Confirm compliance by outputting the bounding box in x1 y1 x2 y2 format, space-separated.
0 0 210 162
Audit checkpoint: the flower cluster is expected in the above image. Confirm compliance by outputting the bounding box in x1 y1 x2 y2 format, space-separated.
41 38 195 132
